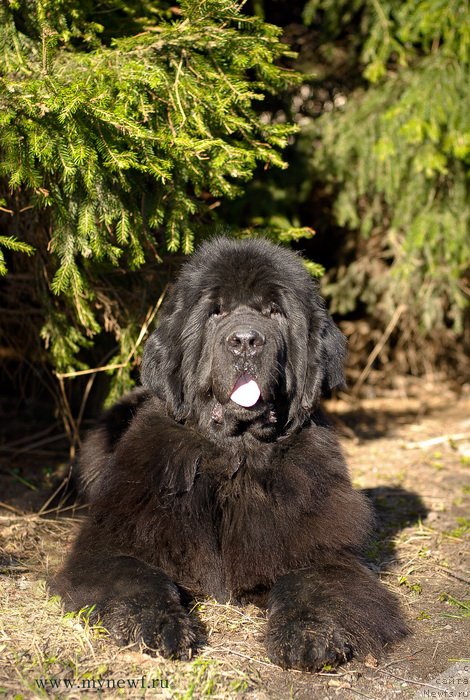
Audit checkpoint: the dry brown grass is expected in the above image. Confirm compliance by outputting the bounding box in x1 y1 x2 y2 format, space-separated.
1 392 469 699
0 516 288 699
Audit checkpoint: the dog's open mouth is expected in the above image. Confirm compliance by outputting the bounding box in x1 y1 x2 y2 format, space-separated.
230 373 261 408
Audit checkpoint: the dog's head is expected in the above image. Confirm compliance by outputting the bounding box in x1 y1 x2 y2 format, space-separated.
141 237 346 438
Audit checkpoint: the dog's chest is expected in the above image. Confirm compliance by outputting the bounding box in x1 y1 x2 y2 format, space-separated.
213 460 311 598
155 448 318 602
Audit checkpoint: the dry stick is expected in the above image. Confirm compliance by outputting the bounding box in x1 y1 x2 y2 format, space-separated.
346 689 374 699
38 464 74 516
3 448 64 457
0 433 68 456
57 375 78 461
129 287 168 360
379 648 425 670
75 372 97 441
404 433 470 449
0 501 23 514
0 422 60 451
351 304 407 396
436 565 470 586
52 289 168 457
38 502 88 517
376 668 447 691
54 361 138 379
54 287 168 381
225 650 277 668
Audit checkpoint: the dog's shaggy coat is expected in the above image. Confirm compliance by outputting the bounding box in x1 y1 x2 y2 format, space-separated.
55 238 406 670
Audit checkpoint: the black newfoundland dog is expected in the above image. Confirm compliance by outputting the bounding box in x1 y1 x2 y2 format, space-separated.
55 237 406 671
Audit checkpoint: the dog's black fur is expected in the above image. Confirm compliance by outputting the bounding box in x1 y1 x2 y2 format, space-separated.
54 238 406 670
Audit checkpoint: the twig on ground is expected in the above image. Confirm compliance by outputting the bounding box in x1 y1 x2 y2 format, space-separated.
57 375 79 460
52 290 168 457
379 648 424 669
75 373 96 444
0 433 67 456
38 465 74 515
403 433 470 449
221 650 274 668
436 566 470 585
377 668 446 690
346 688 374 699
38 502 87 517
352 304 407 395
0 501 23 514
54 288 168 380
0 422 60 450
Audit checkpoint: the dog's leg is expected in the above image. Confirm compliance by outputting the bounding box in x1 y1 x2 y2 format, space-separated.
266 552 407 671
53 553 198 659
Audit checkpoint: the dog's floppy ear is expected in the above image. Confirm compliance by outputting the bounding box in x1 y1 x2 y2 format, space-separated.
300 312 347 413
140 307 187 421
286 305 347 433
318 314 347 395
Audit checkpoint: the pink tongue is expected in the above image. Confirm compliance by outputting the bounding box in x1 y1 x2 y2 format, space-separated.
230 374 261 407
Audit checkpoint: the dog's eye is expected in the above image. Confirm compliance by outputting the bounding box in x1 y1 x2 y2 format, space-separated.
265 303 282 318
209 304 223 318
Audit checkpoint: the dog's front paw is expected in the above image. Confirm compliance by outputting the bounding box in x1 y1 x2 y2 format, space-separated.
266 612 353 672
99 597 198 659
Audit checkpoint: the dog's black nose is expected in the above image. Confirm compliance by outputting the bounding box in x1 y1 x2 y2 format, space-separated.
226 329 265 356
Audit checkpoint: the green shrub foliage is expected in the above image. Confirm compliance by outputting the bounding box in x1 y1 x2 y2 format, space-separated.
303 0 469 337
0 0 297 376
1 0 468 403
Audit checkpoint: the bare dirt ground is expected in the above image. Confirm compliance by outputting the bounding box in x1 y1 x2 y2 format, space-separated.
1 383 469 699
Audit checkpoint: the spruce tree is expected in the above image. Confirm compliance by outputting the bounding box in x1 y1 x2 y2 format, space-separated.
302 0 469 342
0 0 297 383
234 0 468 375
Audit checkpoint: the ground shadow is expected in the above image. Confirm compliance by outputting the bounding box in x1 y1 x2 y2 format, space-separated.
362 486 428 567
332 406 428 440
